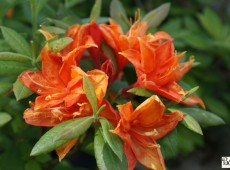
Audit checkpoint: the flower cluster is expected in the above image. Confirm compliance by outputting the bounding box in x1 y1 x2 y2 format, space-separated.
19 20 203 170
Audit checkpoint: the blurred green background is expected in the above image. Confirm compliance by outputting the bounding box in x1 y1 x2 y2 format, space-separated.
0 0 229 169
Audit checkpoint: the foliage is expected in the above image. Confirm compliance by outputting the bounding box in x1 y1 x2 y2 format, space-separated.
0 0 229 169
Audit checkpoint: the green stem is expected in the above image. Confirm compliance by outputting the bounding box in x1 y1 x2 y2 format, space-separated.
29 0 38 61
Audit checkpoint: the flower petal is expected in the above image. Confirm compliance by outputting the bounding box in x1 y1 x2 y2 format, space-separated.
56 138 78 161
133 95 165 127
182 95 205 109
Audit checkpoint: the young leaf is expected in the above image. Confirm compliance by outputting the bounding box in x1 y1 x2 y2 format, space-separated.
89 0 102 21
100 118 123 161
47 18 70 29
142 3 170 28
182 86 199 100
1 26 32 56
43 26 66 34
110 0 129 32
0 61 30 75
179 108 225 128
181 114 203 135
0 52 31 62
83 75 97 114
31 116 94 156
0 112 12 127
48 37 73 53
13 79 33 101
127 87 154 97
94 128 127 170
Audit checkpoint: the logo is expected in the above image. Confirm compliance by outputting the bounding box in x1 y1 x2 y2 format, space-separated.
222 157 230 168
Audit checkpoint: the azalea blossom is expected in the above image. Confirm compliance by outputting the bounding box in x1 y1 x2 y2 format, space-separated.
119 21 204 107
18 32 118 160
65 20 129 84
112 95 183 170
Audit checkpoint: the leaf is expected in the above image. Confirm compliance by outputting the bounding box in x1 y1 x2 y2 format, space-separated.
127 87 154 97
178 108 225 128
0 52 31 62
47 18 70 29
48 37 73 53
110 0 129 32
94 128 127 170
181 114 203 135
101 42 117 73
0 39 11 52
184 32 211 49
182 86 199 100
198 8 227 40
65 0 86 8
43 26 66 34
13 78 33 101
142 3 170 28
100 118 123 161
36 0 47 15
158 129 178 159
83 75 97 114
30 116 94 156
89 0 102 21
25 160 42 170
0 82 12 96
0 61 30 75
0 0 17 19
1 26 31 56
0 112 12 127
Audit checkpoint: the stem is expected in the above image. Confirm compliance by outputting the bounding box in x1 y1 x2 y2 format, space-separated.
29 0 38 61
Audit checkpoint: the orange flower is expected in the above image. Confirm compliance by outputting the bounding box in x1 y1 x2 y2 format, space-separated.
65 20 129 83
112 95 183 170
119 22 204 107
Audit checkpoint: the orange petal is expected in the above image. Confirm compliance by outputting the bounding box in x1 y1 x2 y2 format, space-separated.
153 111 184 140
23 107 72 127
133 95 165 127
39 29 53 40
151 31 173 42
87 69 108 104
56 138 78 161
175 57 194 81
128 22 148 37
139 38 156 73
117 101 134 122
182 95 205 109
130 133 166 170
123 142 137 170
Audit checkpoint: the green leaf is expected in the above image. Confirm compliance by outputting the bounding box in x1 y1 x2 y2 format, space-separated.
0 40 11 52
101 42 117 73
89 0 102 21
0 112 12 127
184 32 211 49
198 8 227 40
100 118 123 161
158 129 178 159
65 0 86 8
0 52 31 62
13 79 33 101
30 116 94 156
25 160 42 170
94 128 127 170
0 0 17 19
182 86 199 100
47 18 70 29
36 0 47 15
142 3 170 28
181 114 203 135
110 0 129 32
48 37 73 53
1 26 31 56
179 108 225 128
127 87 154 97
43 26 66 34
0 61 30 75
0 82 12 96
83 75 97 114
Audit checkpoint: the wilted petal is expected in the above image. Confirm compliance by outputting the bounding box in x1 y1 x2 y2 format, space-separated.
56 138 78 161
182 95 205 108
